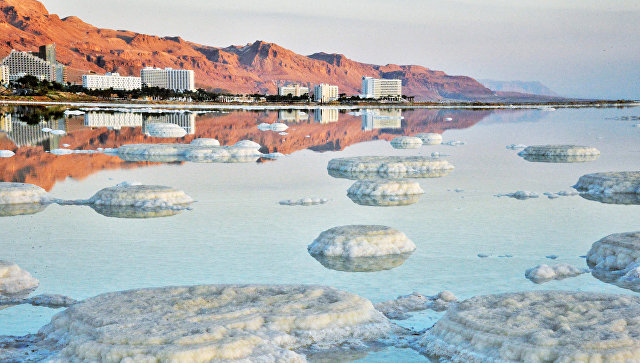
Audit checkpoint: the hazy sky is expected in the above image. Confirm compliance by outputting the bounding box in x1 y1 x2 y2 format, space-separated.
41 0 639 99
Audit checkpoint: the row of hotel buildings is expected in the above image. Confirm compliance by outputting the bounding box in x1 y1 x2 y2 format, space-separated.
277 77 402 102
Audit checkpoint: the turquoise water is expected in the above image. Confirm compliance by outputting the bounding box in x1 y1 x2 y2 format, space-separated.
0 106 639 361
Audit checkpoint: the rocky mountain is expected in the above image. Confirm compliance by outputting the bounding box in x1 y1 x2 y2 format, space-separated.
0 0 500 101
479 79 559 97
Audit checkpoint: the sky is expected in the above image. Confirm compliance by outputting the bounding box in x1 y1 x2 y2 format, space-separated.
40 0 640 99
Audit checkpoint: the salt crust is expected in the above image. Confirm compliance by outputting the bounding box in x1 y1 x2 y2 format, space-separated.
524 264 588 284
587 232 640 291
144 122 188 138
190 138 220 147
279 197 329 206
390 136 423 149
327 156 454 180
1 294 76 309
308 225 416 258
0 261 39 296
26 284 395 362
415 291 640 362
415 133 443 145
495 191 539 200
375 291 457 320
0 182 50 205
518 145 600 163
574 172 640 199
118 140 263 163
85 184 194 209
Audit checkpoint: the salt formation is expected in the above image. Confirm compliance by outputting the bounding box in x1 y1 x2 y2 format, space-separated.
518 145 600 162
524 263 588 284
0 150 15 157
308 225 416 258
495 191 539 200
327 156 454 180
0 261 39 296
375 291 457 320
390 136 423 149
86 184 194 210
1 294 76 309
587 232 640 291
190 138 220 146
415 133 443 145
442 140 465 146
574 172 640 205
415 291 640 362
0 182 50 205
145 123 187 138
506 144 527 150
279 197 329 206
347 180 424 207
18 284 395 362
118 140 263 163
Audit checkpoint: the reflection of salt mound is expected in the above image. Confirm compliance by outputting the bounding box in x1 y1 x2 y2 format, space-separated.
375 291 457 320
118 140 262 163
311 253 412 272
190 138 220 146
0 182 49 205
0 203 48 217
88 184 194 210
518 145 600 163
33 285 394 362
0 150 15 158
574 172 640 205
347 180 424 207
390 136 423 149
587 232 640 292
524 263 588 284
258 122 288 132
0 261 39 296
90 205 185 219
416 291 640 362
308 225 416 258
328 156 454 180
145 123 187 138
415 133 442 145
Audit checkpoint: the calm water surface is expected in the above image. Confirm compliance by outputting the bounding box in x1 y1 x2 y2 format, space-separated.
0 106 638 362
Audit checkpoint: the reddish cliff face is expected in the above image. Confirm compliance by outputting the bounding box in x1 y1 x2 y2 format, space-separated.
0 109 493 190
0 0 496 101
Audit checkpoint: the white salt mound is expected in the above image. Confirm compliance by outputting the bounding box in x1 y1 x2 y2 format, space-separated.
87 184 194 209
0 182 49 205
506 144 527 150
375 291 457 320
442 140 465 146
587 232 640 291
190 138 220 146
390 136 423 149
524 263 588 284
347 180 424 197
29 284 394 362
117 141 262 163
328 156 454 179
0 150 15 157
574 171 640 196
415 133 443 145
308 225 416 258
496 191 539 200
518 145 600 162
145 123 187 138
0 261 39 296
415 291 640 362
279 197 329 206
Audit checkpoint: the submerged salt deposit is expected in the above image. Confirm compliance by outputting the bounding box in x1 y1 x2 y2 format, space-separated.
347 180 424 207
0 183 50 205
415 133 443 145
0 261 39 296
375 291 457 320
11 284 395 362
327 156 454 180
574 172 640 204
524 263 588 284
587 232 640 291
118 140 263 163
495 191 539 200
144 123 188 138
390 136 423 149
415 291 640 362
308 225 416 258
518 145 600 162
279 197 329 206
85 184 194 210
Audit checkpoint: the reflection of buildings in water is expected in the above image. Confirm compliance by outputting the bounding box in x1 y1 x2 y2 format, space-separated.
361 109 403 131
314 108 339 123
84 112 196 134
1 114 63 150
278 110 308 123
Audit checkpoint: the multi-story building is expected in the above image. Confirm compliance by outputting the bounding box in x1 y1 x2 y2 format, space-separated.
313 84 339 103
0 65 9 86
141 67 195 92
2 50 57 82
278 84 309 97
82 73 142 91
314 108 339 123
361 76 402 99
38 44 56 64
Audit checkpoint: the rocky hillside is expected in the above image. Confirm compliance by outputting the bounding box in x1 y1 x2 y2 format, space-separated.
479 79 559 97
0 0 498 101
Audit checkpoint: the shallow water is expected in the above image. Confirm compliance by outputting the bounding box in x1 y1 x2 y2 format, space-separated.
0 105 639 361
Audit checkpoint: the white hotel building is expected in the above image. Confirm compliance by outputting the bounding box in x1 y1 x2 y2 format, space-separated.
141 67 195 92
2 50 57 82
361 76 402 99
278 84 309 97
313 84 339 103
0 65 9 86
82 73 142 91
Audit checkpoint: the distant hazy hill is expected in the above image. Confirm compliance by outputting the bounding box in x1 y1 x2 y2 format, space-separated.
479 79 559 97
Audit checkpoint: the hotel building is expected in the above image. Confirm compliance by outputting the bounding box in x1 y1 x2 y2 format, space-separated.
0 65 9 86
141 67 195 92
278 84 309 97
2 50 57 82
313 84 339 103
361 76 402 99
82 73 142 91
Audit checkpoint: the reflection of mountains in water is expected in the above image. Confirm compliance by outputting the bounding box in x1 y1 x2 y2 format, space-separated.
0 108 496 190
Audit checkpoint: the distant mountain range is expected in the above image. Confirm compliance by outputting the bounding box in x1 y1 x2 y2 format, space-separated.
479 79 560 97
0 0 565 102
